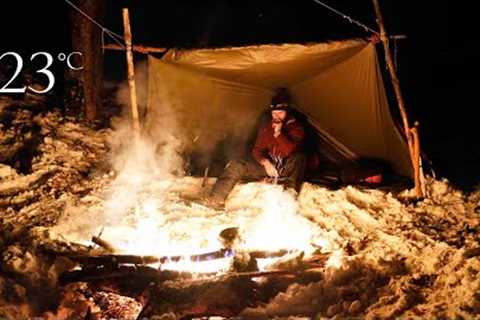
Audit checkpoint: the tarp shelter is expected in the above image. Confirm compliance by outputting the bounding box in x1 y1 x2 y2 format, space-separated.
146 39 412 178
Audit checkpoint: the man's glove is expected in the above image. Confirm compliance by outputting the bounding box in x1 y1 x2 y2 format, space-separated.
261 159 279 178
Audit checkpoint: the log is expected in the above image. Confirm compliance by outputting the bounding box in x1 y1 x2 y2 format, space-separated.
65 249 291 268
68 254 161 266
59 262 312 286
57 249 330 318
249 249 290 259
59 265 191 285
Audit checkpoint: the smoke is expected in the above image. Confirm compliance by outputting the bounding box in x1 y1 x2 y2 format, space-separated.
148 84 269 173
102 61 185 225
50 59 273 253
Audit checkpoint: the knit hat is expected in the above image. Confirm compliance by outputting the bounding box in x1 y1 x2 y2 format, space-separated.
269 87 291 111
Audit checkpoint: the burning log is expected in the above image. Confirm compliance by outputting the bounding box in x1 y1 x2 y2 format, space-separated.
60 262 320 286
65 249 233 268
57 246 331 319
59 265 191 285
65 248 292 268
67 254 162 266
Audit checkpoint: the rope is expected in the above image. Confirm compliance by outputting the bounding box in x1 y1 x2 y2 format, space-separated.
64 0 126 49
312 0 379 35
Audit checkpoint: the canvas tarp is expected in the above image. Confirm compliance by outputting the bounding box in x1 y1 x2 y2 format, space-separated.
147 39 412 178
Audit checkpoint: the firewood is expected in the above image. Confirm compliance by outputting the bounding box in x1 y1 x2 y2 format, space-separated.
68 254 160 266
249 249 289 259
91 236 116 253
59 265 191 285
65 248 290 268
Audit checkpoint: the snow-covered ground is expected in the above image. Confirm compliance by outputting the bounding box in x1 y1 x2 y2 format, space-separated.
1 110 480 319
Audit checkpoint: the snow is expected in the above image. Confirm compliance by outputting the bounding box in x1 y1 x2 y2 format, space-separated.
1 111 480 319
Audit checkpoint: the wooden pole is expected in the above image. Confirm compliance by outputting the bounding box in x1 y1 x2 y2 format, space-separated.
103 43 167 54
371 0 424 198
122 8 140 132
410 123 422 197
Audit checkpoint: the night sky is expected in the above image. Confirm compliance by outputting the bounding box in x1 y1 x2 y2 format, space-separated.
1 1 479 189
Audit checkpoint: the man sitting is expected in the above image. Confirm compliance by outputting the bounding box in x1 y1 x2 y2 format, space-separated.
202 90 306 209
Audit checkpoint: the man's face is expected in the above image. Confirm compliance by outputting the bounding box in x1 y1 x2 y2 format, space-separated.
271 110 287 123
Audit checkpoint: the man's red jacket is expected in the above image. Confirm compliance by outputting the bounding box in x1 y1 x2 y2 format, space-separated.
252 118 305 164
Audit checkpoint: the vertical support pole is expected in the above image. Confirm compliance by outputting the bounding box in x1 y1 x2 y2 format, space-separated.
122 8 140 132
371 0 424 198
410 122 422 197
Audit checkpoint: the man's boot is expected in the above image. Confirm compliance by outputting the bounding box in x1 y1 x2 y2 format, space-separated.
282 153 306 191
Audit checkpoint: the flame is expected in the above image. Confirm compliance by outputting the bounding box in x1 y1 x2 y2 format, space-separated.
242 186 315 254
52 179 343 274
161 256 232 274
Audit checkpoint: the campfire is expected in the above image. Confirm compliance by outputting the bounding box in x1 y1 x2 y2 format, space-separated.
51 175 343 277
16 129 340 318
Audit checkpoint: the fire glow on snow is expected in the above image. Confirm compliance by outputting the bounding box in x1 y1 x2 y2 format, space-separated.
51 135 342 273
97 180 333 273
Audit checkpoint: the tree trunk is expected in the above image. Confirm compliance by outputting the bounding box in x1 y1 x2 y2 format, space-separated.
69 0 105 120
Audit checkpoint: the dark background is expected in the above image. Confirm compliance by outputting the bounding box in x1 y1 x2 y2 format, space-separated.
0 1 479 190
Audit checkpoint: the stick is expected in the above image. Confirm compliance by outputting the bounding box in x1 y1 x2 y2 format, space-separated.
371 0 424 198
202 165 210 187
91 236 116 253
103 43 167 54
248 249 290 259
122 8 140 132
